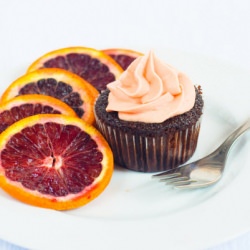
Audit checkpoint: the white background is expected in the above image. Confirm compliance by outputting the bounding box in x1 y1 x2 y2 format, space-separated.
0 0 250 249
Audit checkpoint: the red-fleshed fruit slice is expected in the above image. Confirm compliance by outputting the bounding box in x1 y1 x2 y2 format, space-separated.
0 114 114 210
27 47 124 92
0 94 77 134
102 48 143 70
1 68 99 125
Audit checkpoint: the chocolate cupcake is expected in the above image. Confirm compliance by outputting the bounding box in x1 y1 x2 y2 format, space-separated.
94 51 204 172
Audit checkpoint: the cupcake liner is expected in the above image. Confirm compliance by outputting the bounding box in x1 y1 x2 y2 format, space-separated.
95 115 201 173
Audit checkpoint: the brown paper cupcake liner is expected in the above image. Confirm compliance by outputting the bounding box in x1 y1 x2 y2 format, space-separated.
95 116 201 172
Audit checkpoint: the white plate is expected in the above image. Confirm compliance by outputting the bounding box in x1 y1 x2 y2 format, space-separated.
0 50 249 250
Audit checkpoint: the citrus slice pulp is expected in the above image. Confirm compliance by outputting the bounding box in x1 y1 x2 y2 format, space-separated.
0 94 77 134
102 48 143 70
0 114 114 210
1 68 99 125
27 46 123 92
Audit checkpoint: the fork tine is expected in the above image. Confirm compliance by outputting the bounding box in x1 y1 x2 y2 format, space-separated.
153 172 181 181
152 172 181 180
161 176 189 183
170 179 197 187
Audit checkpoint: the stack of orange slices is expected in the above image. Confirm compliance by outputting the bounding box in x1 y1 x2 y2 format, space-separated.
0 46 142 210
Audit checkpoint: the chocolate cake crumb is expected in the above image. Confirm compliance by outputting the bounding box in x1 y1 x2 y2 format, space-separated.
94 87 204 137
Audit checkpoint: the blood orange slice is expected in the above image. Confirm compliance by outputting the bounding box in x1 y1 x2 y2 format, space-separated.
102 48 143 70
0 114 113 210
1 68 99 125
27 46 123 92
0 94 77 134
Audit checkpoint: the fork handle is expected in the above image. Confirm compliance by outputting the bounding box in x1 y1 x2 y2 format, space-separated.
211 119 250 162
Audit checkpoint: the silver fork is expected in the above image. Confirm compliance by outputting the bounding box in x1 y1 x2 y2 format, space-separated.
152 119 250 189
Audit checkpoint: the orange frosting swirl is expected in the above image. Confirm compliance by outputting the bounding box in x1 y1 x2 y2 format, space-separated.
106 51 195 123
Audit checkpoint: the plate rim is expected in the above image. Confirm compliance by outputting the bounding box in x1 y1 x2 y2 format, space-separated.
0 49 249 250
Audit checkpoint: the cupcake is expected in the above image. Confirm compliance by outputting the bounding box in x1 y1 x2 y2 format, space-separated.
94 51 203 172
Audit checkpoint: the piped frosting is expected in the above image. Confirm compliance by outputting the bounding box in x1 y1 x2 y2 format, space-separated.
106 50 195 123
